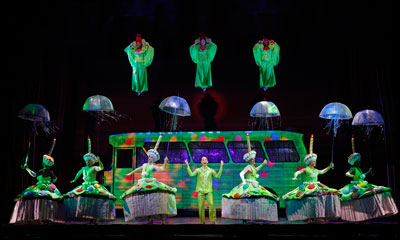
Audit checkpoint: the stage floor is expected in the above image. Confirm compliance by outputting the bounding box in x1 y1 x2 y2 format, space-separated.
2 215 399 239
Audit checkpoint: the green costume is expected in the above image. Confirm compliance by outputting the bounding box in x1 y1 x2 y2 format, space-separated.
67 153 115 199
10 151 65 224
340 153 392 201
124 38 154 94
340 166 391 201
186 164 223 223
339 152 398 221
283 166 340 200
253 40 280 89
189 38 217 90
222 164 278 201
121 161 177 198
15 155 62 201
122 139 177 222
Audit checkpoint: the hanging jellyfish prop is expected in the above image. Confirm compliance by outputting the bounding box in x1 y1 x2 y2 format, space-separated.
352 109 384 172
352 109 384 137
18 104 58 169
249 101 281 130
18 104 58 135
319 102 353 166
159 96 191 132
83 95 126 126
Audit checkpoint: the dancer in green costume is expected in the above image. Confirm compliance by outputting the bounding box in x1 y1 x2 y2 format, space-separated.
283 134 340 222
124 34 154 95
64 137 115 223
67 138 115 200
122 134 177 224
189 33 217 91
10 139 64 224
222 133 279 222
253 37 280 91
14 139 62 201
185 156 223 224
121 156 176 198
339 136 398 221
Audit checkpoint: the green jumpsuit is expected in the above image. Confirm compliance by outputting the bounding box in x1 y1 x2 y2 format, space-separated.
186 165 223 223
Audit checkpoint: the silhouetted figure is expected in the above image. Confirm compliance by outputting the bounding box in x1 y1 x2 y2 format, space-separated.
198 93 218 130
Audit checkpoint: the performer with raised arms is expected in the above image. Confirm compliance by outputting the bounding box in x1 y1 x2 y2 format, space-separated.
185 156 223 224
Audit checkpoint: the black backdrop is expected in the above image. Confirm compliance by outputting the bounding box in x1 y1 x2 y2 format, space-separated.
3 0 395 223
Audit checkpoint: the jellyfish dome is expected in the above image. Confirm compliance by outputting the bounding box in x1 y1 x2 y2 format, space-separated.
250 101 280 118
159 96 191 117
319 102 353 120
352 109 384 126
18 104 50 122
83 95 114 112
319 102 352 137
82 95 125 126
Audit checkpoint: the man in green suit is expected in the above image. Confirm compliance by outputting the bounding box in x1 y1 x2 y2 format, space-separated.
185 157 223 224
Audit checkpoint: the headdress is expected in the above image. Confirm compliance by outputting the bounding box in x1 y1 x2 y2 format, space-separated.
83 136 98 163
304 134 317 165
43 138 56 167
243 133 257 162
348 135 361 166
147 133 163 162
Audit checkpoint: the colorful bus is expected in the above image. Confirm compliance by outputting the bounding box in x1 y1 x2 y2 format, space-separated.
104 130 307 209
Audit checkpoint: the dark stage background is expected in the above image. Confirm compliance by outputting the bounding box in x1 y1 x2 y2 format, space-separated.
3 0 395 223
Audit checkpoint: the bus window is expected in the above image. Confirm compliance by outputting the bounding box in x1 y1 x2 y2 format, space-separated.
188 141 229 163
143 142 189 163
264 140 300 162
136 147 147 168
116 148 133 168
227 141 266 163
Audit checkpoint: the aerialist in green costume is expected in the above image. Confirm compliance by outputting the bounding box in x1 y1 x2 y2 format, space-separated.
185 156 223 224
124 34 154 95
253 37 280 91
189 33 217 92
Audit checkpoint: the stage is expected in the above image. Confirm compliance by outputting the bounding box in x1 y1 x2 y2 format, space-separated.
2 210 399 239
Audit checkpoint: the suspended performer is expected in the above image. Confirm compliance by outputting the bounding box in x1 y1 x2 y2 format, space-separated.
121 134 177 224
185 156 223 224
189 32 217 92
339 136 398 222
282 134 341 223
253 37 280 91
64 137 116 223
10 139 64 224
124 33 154 95
222 133 279 222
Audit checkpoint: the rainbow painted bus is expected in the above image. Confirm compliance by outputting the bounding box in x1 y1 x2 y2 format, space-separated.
104 130 307 209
